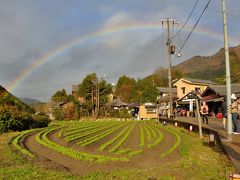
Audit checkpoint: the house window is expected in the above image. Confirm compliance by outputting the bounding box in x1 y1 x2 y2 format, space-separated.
146 107 156 114
181 87 186 94
195 87 200 92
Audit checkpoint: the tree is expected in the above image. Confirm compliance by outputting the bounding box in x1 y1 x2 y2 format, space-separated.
114 75 136 102
51 89 68 102
78 73 113 117
130 78 158 103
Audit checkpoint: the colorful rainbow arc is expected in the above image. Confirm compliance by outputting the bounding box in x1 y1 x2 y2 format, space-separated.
6 22 239 93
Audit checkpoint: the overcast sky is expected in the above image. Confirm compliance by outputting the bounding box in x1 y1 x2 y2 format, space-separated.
0 0 240 102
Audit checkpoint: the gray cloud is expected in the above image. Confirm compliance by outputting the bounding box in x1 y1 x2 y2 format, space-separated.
1 0 240 101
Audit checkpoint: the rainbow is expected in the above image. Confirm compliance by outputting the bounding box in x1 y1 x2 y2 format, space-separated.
6 22 239 93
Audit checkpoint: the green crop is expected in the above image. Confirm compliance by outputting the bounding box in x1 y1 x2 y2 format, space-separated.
11 129 37 158
99 124 130 151
36 128 129 163
109 123 135 153
77 123 127 147
160 126 181 158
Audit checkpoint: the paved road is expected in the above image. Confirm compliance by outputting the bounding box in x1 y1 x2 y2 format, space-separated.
166 116 240 173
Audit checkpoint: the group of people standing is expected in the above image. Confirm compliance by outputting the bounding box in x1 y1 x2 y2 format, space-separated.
200 94 240 134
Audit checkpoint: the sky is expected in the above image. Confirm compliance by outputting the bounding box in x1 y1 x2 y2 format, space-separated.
0 0 240 102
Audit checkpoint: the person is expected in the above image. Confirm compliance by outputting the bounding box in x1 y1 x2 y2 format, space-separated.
231 94 240 134
201 101 209 124
221 96 227 129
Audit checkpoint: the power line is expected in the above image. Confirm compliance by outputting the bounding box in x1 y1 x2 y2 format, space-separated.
177 0 211 55
171 0 200 40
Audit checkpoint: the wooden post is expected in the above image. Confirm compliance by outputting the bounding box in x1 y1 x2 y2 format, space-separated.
196 98 203 138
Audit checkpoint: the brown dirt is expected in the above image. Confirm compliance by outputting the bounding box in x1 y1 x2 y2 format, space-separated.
23 121 182 176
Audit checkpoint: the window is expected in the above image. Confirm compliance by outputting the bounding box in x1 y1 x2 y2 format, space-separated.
195 87 200 92
181 87 186 94
146 107 156 114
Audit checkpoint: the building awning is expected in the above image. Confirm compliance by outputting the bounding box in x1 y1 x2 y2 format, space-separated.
205 97 224 102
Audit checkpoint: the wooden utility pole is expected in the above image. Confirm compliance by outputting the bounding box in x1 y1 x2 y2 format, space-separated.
196 98 203 138
161 18 176 118
221 0 232 141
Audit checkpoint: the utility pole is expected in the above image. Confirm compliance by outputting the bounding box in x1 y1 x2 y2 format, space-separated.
221 0 232 141
161 18 176 118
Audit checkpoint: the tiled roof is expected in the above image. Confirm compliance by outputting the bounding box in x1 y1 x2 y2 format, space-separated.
209 84 240 96
183 78 217 85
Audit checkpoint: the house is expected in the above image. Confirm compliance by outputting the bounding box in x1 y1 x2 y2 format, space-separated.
173 78 217 99
107 96 128 109
72 84 79 97
177 91 201 117
201 84 240 114
138 103 157 120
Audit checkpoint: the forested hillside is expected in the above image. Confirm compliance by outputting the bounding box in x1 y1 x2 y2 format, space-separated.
0 85 49 134
148 45 240 87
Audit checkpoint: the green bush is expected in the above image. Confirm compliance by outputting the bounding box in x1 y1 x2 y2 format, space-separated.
108 109 131 118
0 106 49 134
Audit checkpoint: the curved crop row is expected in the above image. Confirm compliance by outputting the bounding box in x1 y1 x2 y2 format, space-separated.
114 148 143 157
36 128 128 163
99 124 130 151
109 123 135 153
11 129 37 158
160 126 181 158
144 126 151 142
65 122 121 142
147 125 164 148
147 125 158 138
139 124 145 147
64 121 112 137
77 122 128 147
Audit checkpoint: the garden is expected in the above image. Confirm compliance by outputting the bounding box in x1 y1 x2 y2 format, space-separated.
0 119 236 179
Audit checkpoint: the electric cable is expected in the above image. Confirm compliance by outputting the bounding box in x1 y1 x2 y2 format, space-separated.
177 0 212 55
171 0 200 40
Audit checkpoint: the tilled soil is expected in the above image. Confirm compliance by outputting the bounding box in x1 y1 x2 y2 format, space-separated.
23 122 182 176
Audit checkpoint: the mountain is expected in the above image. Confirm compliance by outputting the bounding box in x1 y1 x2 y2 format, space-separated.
149 45 240 86
0 85 34 113
20 97 41 105
173 45 240 83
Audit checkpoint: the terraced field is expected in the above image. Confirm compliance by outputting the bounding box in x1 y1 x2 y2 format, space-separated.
9 120 188 175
